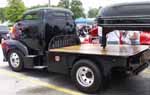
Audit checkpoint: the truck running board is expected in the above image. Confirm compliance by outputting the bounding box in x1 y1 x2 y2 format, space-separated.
24 55 44 68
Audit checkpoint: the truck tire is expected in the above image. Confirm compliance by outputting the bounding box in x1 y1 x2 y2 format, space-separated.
71 59 103 93
8 49 24 72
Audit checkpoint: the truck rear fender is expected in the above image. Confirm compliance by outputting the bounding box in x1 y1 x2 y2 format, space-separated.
71 56 106 77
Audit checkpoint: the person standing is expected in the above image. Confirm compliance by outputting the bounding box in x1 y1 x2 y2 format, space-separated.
128 31 140 45
121 31 131 45
107 30 120 44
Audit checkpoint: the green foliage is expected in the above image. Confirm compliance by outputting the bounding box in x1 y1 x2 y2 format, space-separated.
70 0 85 18
58 0 70 9
88 8 99 18
0 8 6 23
58 0 85 18
0 0 98 23
5 0 26 23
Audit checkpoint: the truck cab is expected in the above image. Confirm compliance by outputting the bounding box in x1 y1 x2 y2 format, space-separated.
2 7 79 70
11 7 77 52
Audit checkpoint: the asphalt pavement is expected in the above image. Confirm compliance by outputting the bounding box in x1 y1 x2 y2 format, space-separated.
0 45 150 95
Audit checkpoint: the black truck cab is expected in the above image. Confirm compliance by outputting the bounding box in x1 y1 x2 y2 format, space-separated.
12 7 77 52
2 7 79 69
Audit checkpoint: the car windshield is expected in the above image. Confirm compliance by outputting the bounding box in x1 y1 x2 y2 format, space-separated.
0 26 9 33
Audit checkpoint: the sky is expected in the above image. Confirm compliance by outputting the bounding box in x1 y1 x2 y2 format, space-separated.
1 0 150 12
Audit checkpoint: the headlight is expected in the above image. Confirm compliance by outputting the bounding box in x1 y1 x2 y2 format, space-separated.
1 38 4 43
6 33 10 38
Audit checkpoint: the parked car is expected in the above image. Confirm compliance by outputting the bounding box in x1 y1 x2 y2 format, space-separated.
0 25 10 43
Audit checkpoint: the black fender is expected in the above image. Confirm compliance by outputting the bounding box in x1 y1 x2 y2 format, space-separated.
2 40 29 59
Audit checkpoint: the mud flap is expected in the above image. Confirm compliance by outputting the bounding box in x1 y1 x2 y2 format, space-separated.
132 62 149 75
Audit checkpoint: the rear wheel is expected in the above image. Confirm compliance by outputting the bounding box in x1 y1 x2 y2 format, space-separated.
8 50 24 72
71 59 103 93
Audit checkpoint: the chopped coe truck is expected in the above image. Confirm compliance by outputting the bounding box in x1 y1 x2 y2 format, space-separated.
1 3 150 93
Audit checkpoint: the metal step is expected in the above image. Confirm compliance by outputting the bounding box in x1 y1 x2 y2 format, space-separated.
24 55 45 68
25 55 38 58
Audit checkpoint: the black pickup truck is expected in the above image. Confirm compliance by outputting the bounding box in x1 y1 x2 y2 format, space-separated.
1 4 150 93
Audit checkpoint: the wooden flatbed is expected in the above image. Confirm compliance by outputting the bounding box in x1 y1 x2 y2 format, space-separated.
50 44 149 57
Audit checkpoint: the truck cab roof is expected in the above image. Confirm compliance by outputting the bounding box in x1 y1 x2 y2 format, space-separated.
24 7 73 15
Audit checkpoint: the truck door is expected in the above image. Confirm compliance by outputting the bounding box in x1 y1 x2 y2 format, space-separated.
65 12 76 34
45 11 66 49
52 11 66 35
20 10 44 50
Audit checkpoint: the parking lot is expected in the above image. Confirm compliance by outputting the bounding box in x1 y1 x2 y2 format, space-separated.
0 45 150 95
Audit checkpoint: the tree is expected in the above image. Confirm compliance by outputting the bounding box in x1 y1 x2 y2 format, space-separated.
5 0 26 23
57 0 85 18
70 0 85 18
0 8 6 23
58 0 70 9
88 8 99 18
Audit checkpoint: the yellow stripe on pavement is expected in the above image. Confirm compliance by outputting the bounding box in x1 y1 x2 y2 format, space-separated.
142 69 150 74
0 69 84 95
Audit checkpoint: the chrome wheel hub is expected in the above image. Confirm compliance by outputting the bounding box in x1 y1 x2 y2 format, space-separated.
10 53 20 68
76 66 94 87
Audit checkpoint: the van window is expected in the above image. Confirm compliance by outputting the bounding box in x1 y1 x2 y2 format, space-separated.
23 12 41 20
66 13 73 19
53 12 66 17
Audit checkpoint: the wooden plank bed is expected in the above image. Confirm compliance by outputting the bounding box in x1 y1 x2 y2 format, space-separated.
50 44 149 57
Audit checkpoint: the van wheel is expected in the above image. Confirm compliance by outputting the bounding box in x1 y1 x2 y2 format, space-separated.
8 50 24 72
71 59 103 93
